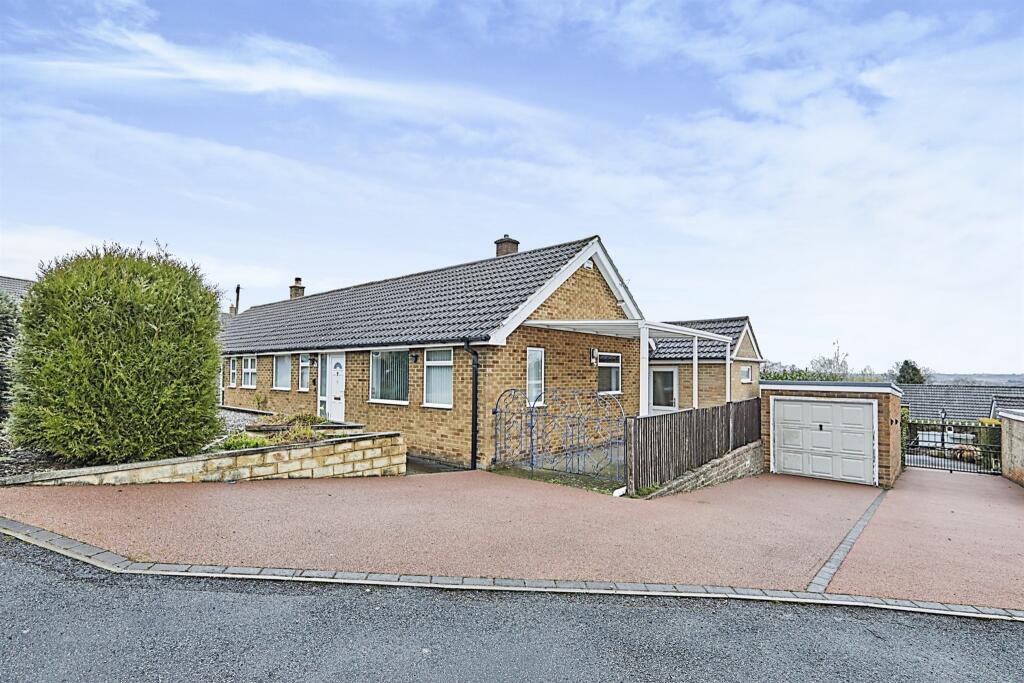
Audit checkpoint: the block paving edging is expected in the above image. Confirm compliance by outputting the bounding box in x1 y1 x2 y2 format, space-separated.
2 517 1021 623
807 489 887 593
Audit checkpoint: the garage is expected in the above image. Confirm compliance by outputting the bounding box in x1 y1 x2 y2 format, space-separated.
760 382 904 488
773 398 875 485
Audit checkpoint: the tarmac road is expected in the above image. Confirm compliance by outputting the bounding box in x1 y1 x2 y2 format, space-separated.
1 538 1021 682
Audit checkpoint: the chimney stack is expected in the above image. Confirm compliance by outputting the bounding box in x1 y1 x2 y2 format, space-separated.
289 277 305 299
228 304 237 315
495 234 519 257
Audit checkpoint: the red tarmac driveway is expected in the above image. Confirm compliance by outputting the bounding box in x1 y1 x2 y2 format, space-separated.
0 472 876 592
829 468 1024 609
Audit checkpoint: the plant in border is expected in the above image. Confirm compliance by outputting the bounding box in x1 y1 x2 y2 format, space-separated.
9 244 221 465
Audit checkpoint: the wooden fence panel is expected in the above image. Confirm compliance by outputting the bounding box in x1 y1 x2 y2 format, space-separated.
627 398 761 494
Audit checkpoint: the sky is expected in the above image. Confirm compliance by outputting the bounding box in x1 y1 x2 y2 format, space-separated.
0 0 1021 373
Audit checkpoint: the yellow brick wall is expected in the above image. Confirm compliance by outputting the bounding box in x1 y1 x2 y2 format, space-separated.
528 263 628 321
222 354 318 414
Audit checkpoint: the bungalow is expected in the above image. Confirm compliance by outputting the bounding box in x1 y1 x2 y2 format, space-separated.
219 235 745 468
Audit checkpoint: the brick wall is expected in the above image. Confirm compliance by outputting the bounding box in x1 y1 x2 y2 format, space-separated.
654 360 759 408
760 388 902 488
529 263 628 320
999 414 1024 487
222 354 317 414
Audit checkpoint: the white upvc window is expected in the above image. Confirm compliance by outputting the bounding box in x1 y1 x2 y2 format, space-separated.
228 357 237 387
317 353 328 416
370 350 409 404
740 365 753 384
298 354 311 392
272 354 292 390
423 347 454 408
597 352 622 394
241 356 257 389
526 347 545 404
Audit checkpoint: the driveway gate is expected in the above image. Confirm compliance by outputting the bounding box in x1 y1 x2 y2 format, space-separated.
492 388 626 481
903 418 1001 474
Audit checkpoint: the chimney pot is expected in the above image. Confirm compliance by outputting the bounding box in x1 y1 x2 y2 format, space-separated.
495 234 520 257
289 277 305 299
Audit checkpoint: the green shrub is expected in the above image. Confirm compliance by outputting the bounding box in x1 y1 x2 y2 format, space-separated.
220 431 270 451
0 292 18 422
255 412 329 427
269 425 316 445
8 245 221 465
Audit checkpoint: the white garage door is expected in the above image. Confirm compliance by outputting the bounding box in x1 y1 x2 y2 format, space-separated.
773 399 876 485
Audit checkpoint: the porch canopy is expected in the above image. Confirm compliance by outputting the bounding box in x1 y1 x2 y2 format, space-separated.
523 320 733 416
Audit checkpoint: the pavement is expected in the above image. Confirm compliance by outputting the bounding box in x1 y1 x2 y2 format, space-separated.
0 468 1021 610
3 539 1021 683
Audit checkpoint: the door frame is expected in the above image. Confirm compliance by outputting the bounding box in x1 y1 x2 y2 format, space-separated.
648 366 679 414
324 352 346 422
768 395 878 485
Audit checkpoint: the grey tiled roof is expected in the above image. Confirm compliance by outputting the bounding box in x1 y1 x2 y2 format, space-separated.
899 384 1024 421
219 237 597 354
651 316 750 361
0 275 33 301
991 394 1024 418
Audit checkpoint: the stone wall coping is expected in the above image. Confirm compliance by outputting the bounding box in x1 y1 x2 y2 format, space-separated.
0 432 401 487
218 405 275 415
247 422 364 432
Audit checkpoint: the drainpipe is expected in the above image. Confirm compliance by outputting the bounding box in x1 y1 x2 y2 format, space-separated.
463 340 480 470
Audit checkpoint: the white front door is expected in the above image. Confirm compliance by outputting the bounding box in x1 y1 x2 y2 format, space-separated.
773 399 876 485
649 367 678 414
326 353 345 421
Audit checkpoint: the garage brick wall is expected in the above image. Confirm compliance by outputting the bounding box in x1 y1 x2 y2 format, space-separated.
760 388 903 488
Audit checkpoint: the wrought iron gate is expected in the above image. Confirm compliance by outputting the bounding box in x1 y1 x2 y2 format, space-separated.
903 417 1001 474
492 388 626 481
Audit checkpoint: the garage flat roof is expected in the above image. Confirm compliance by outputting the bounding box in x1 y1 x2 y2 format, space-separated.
760 381 903 396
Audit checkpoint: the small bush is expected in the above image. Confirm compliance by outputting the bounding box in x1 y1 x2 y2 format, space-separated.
255 412 329 428
0 292 18 422
269 425 316 445
9 245 221 465
220 432 270 451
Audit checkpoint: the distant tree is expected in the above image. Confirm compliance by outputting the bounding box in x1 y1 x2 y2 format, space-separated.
897 360 925 384
762 342 849 382
808 341 849 380
890 360 927 384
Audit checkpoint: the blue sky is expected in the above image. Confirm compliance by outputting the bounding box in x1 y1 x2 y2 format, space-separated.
1 0 1021 372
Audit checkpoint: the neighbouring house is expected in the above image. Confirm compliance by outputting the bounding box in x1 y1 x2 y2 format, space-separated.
899 383 1024 422
0 275 33 302
648 316 763 413
218 235 740 468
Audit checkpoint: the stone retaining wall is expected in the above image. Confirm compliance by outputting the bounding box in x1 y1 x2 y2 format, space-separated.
1000 412 1024 487
645 441 763 498
0 433 405 487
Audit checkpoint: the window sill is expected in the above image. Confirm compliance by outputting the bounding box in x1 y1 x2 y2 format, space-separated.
297 388 309 393
740 380 753 384
271 387 291 392
422 403 453 410
598 391 623 396
240 385 257 390
368 399 409 406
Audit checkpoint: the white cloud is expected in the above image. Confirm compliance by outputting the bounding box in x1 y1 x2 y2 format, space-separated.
0 225 100 279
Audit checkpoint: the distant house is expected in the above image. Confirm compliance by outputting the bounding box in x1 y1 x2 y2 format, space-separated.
218 235 747 468
0 275 33 302
899 383 1024 421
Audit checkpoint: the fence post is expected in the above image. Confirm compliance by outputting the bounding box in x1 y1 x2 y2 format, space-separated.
728 402 734 452
625 417 635 496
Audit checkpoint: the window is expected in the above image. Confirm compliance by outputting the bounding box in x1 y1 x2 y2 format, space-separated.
272 354 292 390
423 348 453 408
317 353 328 416
597 352 621 394
298 354 311 392
740 365 752 384
370 350 409 403
241 356 257 388
526 347 544 404
228 357 237 387
652 369 676 408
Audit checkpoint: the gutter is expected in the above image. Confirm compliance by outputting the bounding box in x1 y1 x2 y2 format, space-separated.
463 340 480 470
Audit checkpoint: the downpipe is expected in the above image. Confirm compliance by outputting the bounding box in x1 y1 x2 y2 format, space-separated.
463 340 480 470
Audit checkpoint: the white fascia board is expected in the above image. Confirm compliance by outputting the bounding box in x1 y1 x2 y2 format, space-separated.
486 238 643 346
760 383 903 396
998 410 1024 423
730 322 764 361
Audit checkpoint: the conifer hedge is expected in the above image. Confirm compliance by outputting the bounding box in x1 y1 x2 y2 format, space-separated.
9 245 221 465
0 292 18 422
